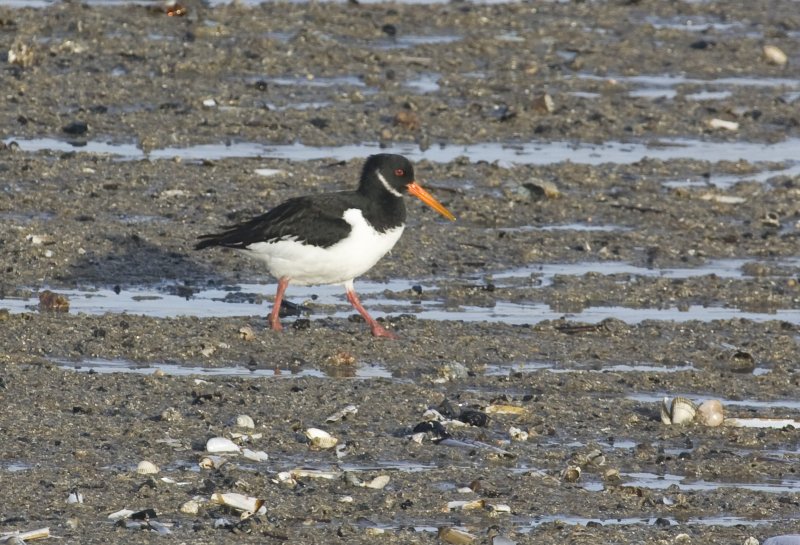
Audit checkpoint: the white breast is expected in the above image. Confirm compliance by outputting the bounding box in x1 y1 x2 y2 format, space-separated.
242 208 404 286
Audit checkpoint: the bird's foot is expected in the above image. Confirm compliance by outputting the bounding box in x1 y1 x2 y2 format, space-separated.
269 318 283 332
370 323 399 339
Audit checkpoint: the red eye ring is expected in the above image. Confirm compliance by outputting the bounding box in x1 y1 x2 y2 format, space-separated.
394 168 405 177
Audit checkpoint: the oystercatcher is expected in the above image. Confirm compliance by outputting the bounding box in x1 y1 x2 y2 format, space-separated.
195 154 455 338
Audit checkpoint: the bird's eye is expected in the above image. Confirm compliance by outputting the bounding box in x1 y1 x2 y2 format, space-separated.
394 168 405 177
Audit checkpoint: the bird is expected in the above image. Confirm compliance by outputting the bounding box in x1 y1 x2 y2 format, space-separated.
195 153 455 339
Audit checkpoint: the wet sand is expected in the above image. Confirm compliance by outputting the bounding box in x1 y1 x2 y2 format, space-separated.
1 0 799 543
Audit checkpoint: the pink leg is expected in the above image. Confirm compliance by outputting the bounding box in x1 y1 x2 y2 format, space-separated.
269 277 290 331
345 286 398 339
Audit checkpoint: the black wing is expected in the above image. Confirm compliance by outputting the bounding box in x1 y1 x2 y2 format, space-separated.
195 193 356 251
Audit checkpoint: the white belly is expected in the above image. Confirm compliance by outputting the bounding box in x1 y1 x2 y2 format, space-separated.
241 208 404 286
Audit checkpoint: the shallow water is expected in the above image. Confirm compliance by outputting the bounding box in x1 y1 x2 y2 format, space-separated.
7 136 800 167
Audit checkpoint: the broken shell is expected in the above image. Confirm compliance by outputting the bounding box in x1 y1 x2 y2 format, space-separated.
210 492 267 515
763 44 788 66
241 448 269 462
561 465 581 482
238 325 255 341
136 460 160 475
438 527 477 545
180 500 200 515
707 118 739 131
661 397 697 425
234 414 255 429
199 455 228 469
364 475 391 490
508 426 529 441
326 404 358 423
531 93 555 114
697 399 724 427
305 427 338 450
66 490 84 504
206 437 241 453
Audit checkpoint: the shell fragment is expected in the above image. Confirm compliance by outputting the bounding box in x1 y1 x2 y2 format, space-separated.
206 437 241 453
305 428 338 449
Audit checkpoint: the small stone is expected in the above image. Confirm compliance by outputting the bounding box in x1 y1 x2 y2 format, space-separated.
763 45 788 66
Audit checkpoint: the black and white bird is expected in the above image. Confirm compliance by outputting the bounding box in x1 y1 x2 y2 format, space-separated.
195 154 455 338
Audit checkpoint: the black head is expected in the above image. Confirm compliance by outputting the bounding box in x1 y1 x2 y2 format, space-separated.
358 154 416 198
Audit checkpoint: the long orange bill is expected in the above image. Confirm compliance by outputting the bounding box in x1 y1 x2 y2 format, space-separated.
407 182 456 221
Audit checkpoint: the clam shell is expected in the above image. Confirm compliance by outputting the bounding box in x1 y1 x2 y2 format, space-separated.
364 475 390 490
206 437 241 453
561 465 581 482
660 397 673 425
305 427 338 450
763 44 788 66
199 455 227 469
242 448 269 462
136 460 160 475
326 404 358 423
234 414 255 429
670 397 697 425
697 399 724 427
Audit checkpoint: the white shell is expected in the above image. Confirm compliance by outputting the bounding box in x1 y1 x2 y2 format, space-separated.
697 399 724 427
364 475 391 490
305 428 338 449
234 415 255 429
206 437 241 453
210 492 266 515
509 426 529 441
242 449 269 462
763 44 788 66
107 509 135 521
66 490 84 504
670 397 697 425
561 465 581 482
707 118 739 131
136 460 160 475
180 500 200 515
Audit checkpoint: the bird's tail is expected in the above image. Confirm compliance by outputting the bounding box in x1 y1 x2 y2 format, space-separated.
194 234 224 251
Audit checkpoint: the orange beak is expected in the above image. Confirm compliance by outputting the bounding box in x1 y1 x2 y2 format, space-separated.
407 182 456 221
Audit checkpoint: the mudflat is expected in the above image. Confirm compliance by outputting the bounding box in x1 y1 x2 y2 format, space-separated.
1 1 799 543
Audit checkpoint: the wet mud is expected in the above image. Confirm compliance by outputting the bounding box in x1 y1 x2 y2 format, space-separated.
1 0 799 544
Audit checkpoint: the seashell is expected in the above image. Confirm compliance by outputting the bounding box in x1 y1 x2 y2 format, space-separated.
210 492 266 515
364 475 390 490
508 426 529 441
326 404 358 423
305 428 338 450
66 490 84 504
206 437 241 453
199 455 227 470
662 397 697 425
763 45 788 66
2 528 50 543
603 468 621 483
438 527 476 545
660 397 674 425
697 399 724 427
707 118 739 131
531 93 555 114
724 418 800 429
241 449 269 462
234 414 255 429
238 325 255 341
669 397 697 425
180 500 200 515
136 460 160 475
561 465 581 483
487 503 511 514
107 509 135 521
276 472 297 486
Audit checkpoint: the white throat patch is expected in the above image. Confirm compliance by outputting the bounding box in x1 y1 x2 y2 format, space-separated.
375 170 404 198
